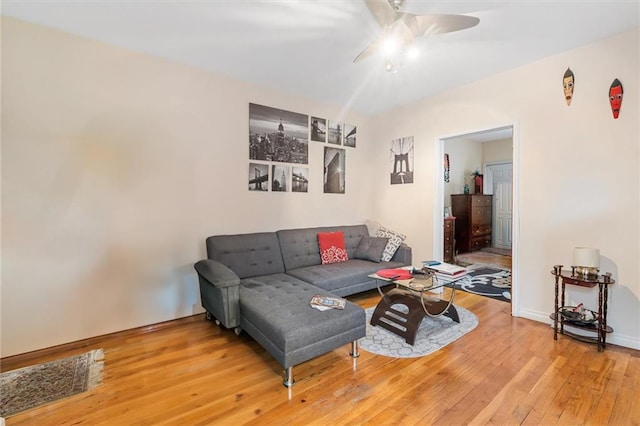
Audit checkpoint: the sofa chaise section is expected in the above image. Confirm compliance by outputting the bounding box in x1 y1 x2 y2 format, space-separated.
239 273 365 386
195 227 382 387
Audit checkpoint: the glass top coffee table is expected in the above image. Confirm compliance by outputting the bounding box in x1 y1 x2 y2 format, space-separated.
368 269 466 345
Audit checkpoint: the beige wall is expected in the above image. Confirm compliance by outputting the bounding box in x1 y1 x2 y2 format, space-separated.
1 17 373 356
2 18 639 356
442 139 483 209
370 29 639 349
483 138 513 164
443 138 513 211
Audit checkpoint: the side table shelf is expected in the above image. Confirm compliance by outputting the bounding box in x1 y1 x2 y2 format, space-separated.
551 265 615 352
548 312 613 346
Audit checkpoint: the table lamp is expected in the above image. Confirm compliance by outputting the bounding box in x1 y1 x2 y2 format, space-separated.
573 247 600 277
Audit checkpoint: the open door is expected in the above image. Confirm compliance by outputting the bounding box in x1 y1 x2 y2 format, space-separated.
485 163 513 250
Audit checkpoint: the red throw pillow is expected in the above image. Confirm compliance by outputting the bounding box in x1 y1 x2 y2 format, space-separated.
318 231 349 265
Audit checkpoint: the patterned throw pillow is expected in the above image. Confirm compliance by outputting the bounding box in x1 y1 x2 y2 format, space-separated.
317 231 349 265
376 226 406 262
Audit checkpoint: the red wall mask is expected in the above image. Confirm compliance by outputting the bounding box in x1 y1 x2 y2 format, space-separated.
609 79 623 119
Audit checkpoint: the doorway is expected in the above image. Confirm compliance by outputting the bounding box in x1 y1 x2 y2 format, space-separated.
485 162 513 250
434 123 519 313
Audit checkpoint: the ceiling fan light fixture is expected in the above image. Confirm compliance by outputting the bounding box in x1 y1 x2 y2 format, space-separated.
384 59 398 73
382 35 399 54
388 0 405 11
356 0 479 72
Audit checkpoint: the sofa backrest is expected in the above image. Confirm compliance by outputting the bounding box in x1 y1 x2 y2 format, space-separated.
276 225 369 271
206 232 285 279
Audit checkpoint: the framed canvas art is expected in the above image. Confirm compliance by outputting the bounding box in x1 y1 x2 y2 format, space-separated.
249 103 309 164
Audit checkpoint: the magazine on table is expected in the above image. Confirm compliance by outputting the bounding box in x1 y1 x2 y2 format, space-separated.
310 294 346 311
432 272 469 284
425 262 468 276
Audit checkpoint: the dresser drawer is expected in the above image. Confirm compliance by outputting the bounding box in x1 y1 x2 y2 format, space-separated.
471 224 491 236
471 207 492 223
471 196 492 207
443 242 454 262
471 236 492 251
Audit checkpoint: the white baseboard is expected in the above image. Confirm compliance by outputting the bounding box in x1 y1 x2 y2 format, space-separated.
517 308 640 351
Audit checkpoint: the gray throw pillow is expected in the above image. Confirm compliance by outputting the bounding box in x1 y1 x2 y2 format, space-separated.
354 236 389 263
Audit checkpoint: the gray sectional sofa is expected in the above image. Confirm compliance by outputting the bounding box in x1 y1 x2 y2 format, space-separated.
194 224 412 387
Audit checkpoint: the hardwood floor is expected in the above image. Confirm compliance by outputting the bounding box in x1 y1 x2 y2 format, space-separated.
456 250 512 270
2 290 639 425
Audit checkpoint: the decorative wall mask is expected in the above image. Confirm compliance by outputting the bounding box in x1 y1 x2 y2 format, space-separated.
609 79 623 119
444 153 450 183
563 67 575 106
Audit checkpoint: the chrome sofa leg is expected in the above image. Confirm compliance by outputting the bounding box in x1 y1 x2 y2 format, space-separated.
283 367 295 388
350 340 360 358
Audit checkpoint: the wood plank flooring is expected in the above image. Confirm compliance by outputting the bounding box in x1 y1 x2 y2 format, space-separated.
456 250 512 270
2 290 639 425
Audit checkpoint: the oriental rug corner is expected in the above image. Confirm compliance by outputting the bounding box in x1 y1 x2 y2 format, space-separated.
0 348 104 417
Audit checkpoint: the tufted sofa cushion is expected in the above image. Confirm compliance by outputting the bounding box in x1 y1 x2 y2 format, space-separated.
286 258 405 295
206 232 285 279
238 273 366 368
277 225 369 271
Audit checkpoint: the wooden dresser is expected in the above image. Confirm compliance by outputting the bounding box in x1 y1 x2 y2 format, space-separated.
451 194 492 253
443 217 456 263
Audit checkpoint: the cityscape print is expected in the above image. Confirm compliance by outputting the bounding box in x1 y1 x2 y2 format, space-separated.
248 103 355 193
249 103 309 164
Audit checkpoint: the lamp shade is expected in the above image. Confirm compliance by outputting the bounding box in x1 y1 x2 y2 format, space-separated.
573 247 600 268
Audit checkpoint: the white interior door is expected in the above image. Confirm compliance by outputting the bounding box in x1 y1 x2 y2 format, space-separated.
486 163 513 249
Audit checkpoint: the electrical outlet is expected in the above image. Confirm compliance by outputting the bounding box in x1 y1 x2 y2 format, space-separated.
192 303 203 315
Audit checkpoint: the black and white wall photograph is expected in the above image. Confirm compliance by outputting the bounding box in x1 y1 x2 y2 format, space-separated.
324 147 345 194
292 167 309 193
248 162 269 191
310 116 327 143
271 164 291 192
327 120 343 145
343 123 356 147
390 136 414 185
249 103 309 164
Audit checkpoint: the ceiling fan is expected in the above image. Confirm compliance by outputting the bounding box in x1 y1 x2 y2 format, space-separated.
354 0 480 72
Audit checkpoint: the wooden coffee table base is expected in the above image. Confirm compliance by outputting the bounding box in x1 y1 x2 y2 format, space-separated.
370 288 459 346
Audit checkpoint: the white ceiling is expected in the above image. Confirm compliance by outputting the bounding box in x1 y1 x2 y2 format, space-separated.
2 0 639 115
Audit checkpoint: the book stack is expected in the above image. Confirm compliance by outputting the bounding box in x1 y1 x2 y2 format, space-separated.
422 261 468 282
310 294 346 311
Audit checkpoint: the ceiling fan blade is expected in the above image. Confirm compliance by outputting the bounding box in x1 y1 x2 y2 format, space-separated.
364 0 397 28
405 14 480 37
353 19 413 63
353 41 381 63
